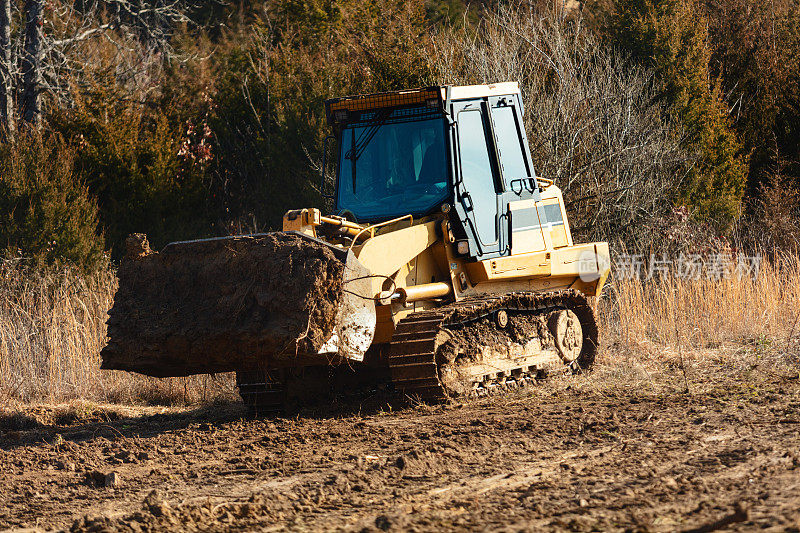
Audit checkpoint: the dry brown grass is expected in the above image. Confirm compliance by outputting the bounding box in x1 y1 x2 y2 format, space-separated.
1 254 798 406
593 253 800 396
0 261 236 405
603 254 800 347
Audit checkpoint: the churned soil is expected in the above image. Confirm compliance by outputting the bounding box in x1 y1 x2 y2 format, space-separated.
1 351 799 532
102 233 346 377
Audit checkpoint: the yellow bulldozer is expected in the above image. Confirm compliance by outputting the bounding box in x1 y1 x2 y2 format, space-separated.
101 82 610 411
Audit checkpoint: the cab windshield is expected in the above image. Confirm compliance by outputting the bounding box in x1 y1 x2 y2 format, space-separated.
337 111 449 221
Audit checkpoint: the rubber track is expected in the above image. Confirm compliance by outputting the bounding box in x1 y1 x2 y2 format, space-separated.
388 289 598 402
236 370 285 415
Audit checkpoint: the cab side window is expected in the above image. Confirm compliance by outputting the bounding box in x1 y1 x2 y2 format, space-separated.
490 105 530 188
456 107 500 250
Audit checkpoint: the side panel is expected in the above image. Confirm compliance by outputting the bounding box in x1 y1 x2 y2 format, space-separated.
539 192 572 249
462 241 610 298
508 198 547 254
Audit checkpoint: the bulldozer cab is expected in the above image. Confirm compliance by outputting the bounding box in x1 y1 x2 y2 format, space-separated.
326 82 557 261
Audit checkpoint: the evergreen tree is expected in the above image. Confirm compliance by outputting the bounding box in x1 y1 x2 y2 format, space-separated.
0 134 104 269
608 0 747 225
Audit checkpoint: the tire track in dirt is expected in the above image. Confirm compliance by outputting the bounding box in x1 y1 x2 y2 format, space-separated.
1 370 799 532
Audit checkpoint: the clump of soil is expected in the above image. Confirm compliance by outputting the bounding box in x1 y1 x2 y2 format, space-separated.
102 233 346 376
437 314 552 365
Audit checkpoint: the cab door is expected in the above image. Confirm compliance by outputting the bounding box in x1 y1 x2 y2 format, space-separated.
451 100 503 258
488 95 548 254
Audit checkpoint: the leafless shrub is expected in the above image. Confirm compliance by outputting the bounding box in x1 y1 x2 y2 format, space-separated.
746 172 800 255
634 205 736 257
430 3 691 252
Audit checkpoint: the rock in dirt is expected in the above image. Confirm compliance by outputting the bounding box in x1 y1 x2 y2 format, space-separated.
144 490 173 518
55 460 76 472
84 470 106 487
115 450 134 463
84 470 122 488
102 232 349 376
374 514 392 531
663 476 680 490
105 472 122 488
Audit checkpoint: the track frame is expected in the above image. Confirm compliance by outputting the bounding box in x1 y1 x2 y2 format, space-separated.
388 289 598 402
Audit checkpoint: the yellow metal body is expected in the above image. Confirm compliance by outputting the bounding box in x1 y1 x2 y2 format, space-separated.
282 182 610 347
286 82 611 349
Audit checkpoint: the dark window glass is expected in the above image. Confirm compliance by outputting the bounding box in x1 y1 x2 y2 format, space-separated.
337 115 448 220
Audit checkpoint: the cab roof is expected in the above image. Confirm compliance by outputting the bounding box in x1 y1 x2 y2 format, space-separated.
325 82 521 125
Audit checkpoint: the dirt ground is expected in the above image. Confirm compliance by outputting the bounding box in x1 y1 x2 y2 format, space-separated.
1 347 799 533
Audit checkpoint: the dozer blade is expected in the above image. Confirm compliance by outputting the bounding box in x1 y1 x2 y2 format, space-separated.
101 232 376 377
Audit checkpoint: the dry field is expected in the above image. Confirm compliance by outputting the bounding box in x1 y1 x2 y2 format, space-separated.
0 256 799 531
0 262 238 406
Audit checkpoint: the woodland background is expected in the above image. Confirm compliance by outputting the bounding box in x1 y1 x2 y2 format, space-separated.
0 0 797 268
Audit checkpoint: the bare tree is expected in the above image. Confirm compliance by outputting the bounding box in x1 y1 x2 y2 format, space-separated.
431 4 693 252
0 0 12 137
0 0 193 131
0 0 14 135
20 0 42 126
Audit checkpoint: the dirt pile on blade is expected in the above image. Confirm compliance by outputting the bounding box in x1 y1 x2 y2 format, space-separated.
101 233 346 377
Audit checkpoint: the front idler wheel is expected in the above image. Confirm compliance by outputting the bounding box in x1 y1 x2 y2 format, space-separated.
548 309 583 364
